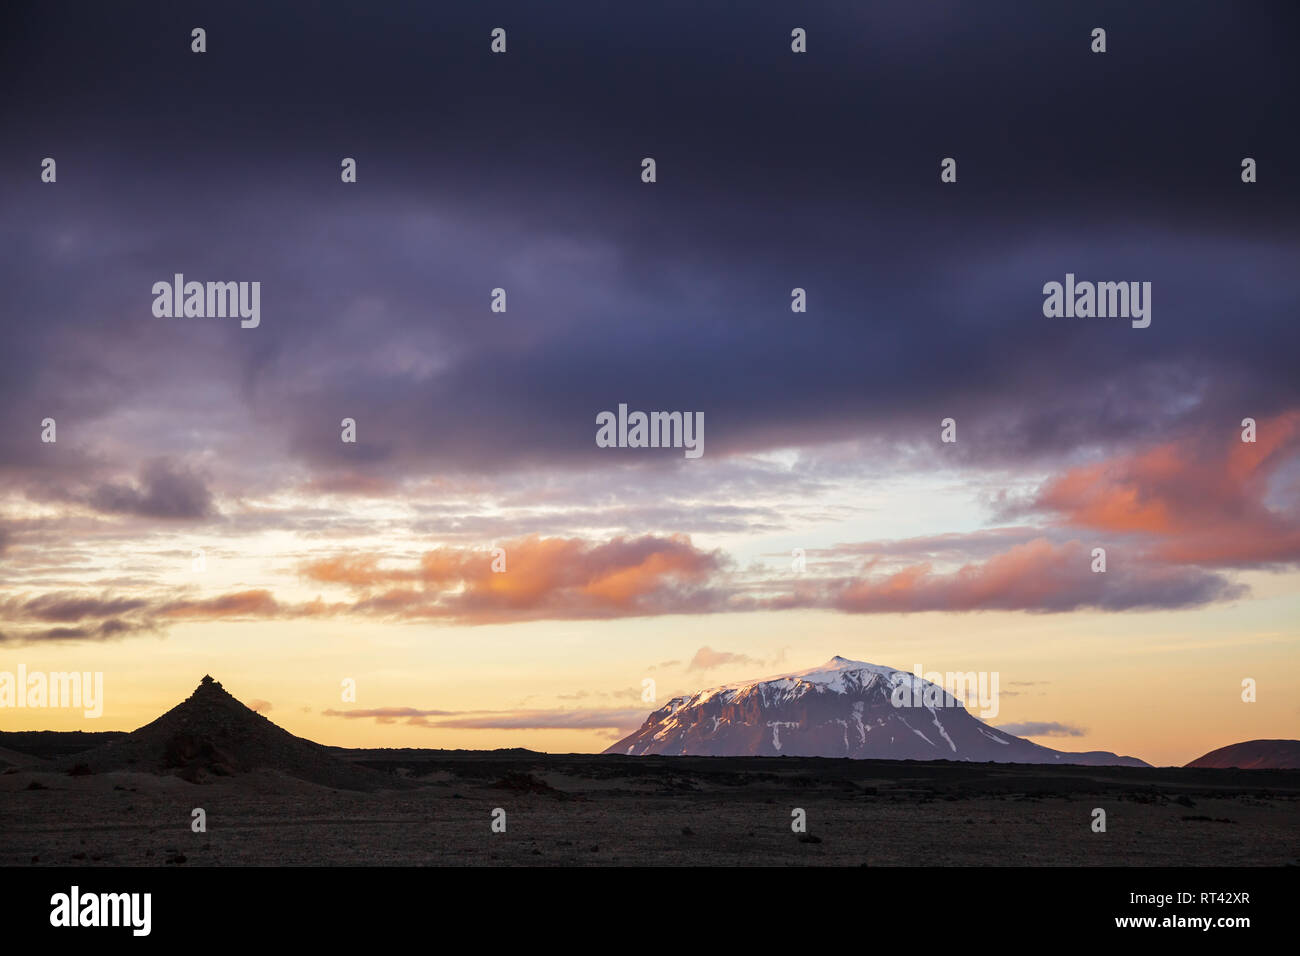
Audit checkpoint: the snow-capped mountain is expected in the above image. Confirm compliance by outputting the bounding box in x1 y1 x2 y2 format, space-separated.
606 656 1149 766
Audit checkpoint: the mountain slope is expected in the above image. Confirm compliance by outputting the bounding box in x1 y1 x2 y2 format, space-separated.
606 656 1149 767
1185 739 1300 770
69 675 401 790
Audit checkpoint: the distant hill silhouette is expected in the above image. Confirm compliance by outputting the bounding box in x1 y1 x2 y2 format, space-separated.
67 676 402 791
0 744 46 768
1185 739 1300 770
0 730 127 758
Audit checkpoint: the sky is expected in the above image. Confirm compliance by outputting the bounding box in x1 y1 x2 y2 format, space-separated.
1 1 1297 767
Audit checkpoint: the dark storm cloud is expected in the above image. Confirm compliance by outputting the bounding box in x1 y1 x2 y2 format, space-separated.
7 593 150 623
0 1 1296 488
88 459 215 519
0 618 154 644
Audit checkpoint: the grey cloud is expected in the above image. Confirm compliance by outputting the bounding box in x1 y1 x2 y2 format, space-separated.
89 459 215 519
995 721 1087 738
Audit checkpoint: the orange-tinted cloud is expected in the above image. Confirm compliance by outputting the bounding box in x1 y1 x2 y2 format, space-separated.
157 589 283 619
1035 410 1300 567
825 538 1241 613
301 534 728 623
687 646 760 671
10 415 1296 649
297 554 391 588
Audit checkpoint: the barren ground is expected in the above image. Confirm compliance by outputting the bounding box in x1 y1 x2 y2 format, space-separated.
3 753 1297 866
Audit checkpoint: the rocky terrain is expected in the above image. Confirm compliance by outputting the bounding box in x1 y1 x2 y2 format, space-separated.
2 749 1297 866
1 676 1296 866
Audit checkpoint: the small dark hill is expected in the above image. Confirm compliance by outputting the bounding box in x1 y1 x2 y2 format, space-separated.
1185 739 1300 770
68 676 403 791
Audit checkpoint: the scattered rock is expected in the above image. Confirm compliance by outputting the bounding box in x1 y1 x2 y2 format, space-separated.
490 771 561 796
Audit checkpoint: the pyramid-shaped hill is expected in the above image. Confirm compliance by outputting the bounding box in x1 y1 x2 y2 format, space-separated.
69 676 403 791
